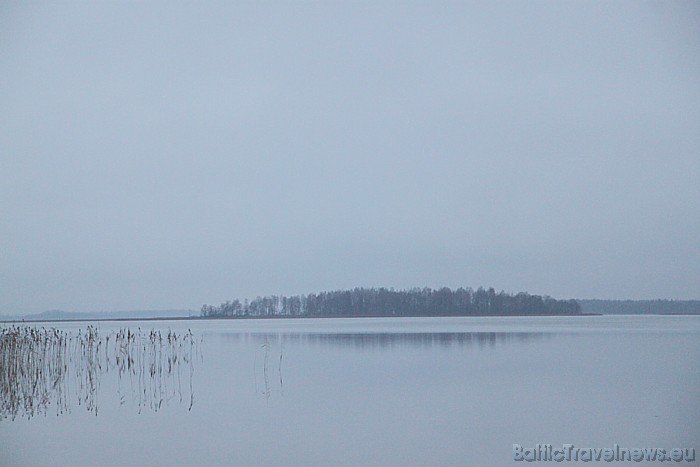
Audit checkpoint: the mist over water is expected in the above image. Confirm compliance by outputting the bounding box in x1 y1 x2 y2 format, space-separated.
1 315 698 466
2 2 698 464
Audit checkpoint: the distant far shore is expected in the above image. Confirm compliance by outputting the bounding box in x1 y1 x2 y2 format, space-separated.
0 312 605 324
4 295 699 324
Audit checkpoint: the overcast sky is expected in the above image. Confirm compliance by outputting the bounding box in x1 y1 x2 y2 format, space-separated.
1 1 699 314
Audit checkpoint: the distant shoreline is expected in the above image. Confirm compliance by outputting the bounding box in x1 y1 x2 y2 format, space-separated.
0 312 603 324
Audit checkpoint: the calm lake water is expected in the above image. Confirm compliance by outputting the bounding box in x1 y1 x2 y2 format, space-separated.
2 315 699 466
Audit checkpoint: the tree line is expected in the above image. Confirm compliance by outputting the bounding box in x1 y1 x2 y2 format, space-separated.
577 299 700 315
201 287 581 318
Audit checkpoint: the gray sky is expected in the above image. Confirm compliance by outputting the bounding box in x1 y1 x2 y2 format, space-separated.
1 1 699 314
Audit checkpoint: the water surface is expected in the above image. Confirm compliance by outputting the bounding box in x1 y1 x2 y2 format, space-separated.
2 315 698 466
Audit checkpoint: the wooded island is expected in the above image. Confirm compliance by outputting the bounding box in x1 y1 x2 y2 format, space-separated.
201 287 582 318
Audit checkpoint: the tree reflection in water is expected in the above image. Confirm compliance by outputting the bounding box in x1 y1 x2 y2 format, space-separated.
0 326 199 420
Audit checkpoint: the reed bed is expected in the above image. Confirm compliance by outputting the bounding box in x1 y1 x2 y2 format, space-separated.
0 326 199 420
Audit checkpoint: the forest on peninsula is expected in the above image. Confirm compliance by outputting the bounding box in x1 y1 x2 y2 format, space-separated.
200 287 582 318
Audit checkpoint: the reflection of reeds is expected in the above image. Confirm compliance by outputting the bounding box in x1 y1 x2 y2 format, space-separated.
0 326 199 420
254 338 283 400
